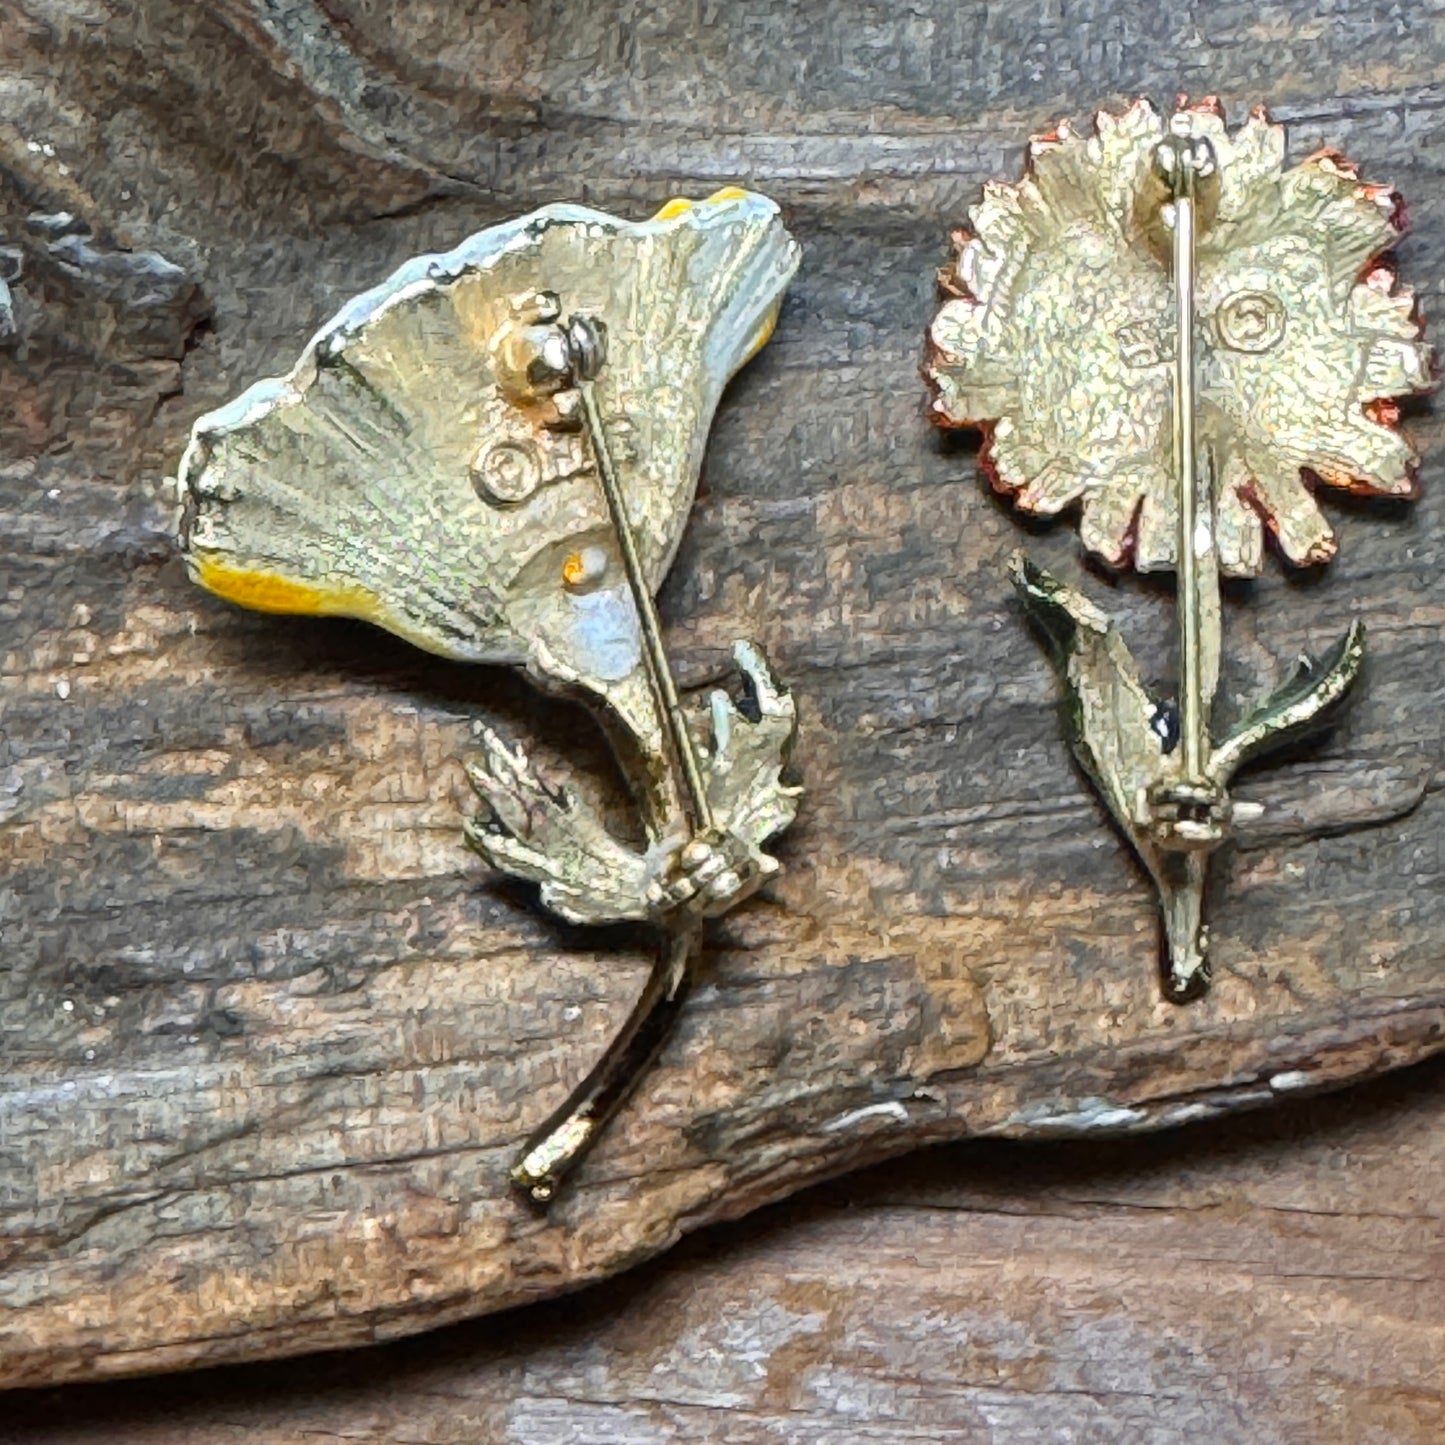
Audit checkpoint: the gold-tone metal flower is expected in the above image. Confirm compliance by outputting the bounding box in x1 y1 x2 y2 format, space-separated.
927 98 1430 577
925 100 1433 1000
178 189 803 1201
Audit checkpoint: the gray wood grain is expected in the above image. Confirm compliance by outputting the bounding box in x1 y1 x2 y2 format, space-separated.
1 0 1442 1390
5 1058 1443 1443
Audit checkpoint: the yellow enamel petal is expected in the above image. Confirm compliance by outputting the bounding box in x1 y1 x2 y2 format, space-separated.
651 186 752 222
194 556 381 621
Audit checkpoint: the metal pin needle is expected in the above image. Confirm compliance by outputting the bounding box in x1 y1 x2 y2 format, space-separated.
1167 142 1210 788
578 378 716 835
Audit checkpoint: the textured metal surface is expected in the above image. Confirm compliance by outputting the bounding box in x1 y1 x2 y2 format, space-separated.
926 99 1432 578
178 193 797 664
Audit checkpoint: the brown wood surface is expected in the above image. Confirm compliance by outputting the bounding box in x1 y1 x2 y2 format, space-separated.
4 1058 1442 1443
1 0 1443 1401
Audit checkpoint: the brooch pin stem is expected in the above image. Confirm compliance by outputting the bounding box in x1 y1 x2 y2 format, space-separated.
511 926 696 1204
481 286 800 1200
1145 128 1229 992
576 375 717 834
496 315 718 1203
1163 129 1214 792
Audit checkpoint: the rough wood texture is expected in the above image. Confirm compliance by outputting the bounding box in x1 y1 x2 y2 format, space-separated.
1 0 1442 1390
6 1059 1443 1443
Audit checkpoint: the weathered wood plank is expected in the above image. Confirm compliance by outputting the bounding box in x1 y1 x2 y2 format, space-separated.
5 1058 1443 1443
1 0 1442 1387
